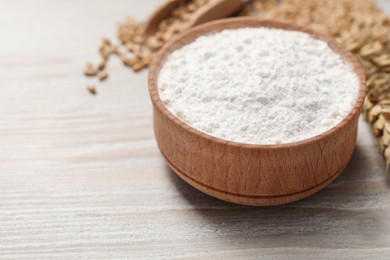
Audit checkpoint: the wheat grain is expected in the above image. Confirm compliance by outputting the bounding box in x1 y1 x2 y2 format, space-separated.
87 84 97 95
98 71 109 81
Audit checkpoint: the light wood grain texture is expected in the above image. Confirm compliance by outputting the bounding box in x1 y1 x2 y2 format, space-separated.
149 18 366 206
0 0 390 259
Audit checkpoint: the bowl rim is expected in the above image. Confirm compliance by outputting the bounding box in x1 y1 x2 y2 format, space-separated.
148 17 367 150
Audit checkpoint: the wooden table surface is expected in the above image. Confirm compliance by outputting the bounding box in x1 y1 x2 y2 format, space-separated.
1 0 390 259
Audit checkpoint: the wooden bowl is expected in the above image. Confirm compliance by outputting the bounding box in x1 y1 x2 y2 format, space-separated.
148 18 366 206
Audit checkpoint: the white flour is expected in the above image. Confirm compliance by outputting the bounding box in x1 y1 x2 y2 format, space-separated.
157 27 359 144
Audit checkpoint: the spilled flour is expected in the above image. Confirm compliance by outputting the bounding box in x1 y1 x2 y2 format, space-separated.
157 27 359 144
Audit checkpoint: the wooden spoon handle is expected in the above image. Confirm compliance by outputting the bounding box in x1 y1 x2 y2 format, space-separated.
143 0 243 38
187 0 243 28
143 0 183 38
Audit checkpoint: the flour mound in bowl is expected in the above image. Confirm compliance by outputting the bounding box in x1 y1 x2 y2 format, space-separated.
157 27 359 145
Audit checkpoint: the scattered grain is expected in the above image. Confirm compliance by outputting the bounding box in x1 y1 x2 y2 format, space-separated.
98 60 106 70
84 0 209 79
98 71 109 81
87 84 97 95
84 63 98 76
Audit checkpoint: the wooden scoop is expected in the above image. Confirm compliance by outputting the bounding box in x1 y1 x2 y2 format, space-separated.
143 0 243 37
